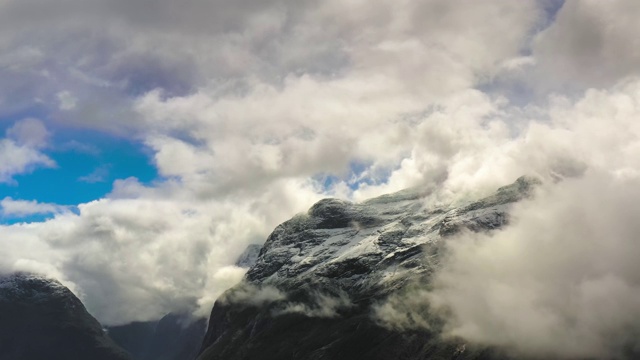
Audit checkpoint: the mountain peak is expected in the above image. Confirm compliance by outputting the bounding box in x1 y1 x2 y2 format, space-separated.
199 177 535 360
0 272 131 360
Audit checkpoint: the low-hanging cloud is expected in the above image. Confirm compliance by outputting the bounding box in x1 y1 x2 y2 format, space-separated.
274 291 353 318
374 76 640 359
429 174 640 359
217 282 286 307
357 74 640 357
373 288 433 331
0 178 322 325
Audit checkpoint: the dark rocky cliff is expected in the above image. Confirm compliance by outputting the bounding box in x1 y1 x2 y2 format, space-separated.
0 272 131 360
107 313 207 360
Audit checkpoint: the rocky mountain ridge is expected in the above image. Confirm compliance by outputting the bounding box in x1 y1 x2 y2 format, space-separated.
197 176 540 360
107 313 207 360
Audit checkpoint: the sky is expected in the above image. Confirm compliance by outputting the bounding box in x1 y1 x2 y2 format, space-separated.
2 1 640 355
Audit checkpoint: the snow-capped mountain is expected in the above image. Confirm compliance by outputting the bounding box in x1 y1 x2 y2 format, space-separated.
197 176 540 360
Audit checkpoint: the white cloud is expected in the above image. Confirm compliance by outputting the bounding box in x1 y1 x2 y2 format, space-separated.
0 177 323 325
363 77 640 358
0 119 54 183
57 91 78 110
274 291 353 318
3 4 640 351
430 174 640 359
1 197 70 217
0 0 542 133
532 1 640 91
217 282 286 307
6 117 49 147
0 0 554 327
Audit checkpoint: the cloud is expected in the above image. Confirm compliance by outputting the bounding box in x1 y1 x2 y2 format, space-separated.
367 78 640 358
3 1 640 342
532 0 640 92
0 119 54 183
6 117 50 147
274 291 353 318
373 288 433 331
217 283 352 319
430 174 640 359
1 197 71 217
57 91 78 110
78 164 110 183
217 282 286 307
0 0 541 133
0 177 323 325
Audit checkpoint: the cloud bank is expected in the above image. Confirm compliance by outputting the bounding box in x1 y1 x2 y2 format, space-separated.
430 174 640 359
1 4 640 350
365 75 640 358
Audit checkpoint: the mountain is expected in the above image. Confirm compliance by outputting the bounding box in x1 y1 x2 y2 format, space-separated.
197 177 540 360
0 272 131 360
235 244 262 268
107 313 207 360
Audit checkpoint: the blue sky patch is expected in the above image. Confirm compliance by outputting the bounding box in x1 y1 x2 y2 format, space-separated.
0 119 158 222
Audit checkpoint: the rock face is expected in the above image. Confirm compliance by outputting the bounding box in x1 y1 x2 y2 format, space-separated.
235 244 262 268
107 313 207 360
197 177 539 360
0 272 131 360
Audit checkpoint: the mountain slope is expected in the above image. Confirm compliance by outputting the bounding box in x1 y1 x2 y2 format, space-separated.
0 272 131 360
198 177 539 360
107 313 207 360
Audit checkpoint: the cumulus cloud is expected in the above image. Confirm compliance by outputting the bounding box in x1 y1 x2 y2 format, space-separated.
364 78 640 358
0 177 323 325
430 174 640 359
0 0 541 133
0 118 54 183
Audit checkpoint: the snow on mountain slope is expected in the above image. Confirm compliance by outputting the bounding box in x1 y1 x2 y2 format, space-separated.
246 176 538 292
198 176 540 360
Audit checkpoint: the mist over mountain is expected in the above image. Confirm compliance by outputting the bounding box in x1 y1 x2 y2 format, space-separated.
3 174 640 359
103 244 263 360
194 174 640 360
196 177 537 360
